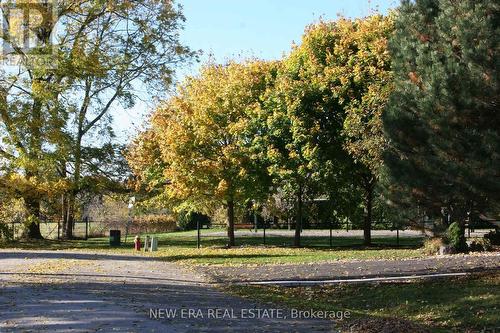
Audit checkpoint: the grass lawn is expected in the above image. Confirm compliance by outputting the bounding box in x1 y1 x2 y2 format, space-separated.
0 229 425 265
229 272 500 332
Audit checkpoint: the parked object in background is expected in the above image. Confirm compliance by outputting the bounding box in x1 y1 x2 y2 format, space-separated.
234 223 255 231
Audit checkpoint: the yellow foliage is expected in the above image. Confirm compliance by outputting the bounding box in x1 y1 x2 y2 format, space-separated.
128 60 277 210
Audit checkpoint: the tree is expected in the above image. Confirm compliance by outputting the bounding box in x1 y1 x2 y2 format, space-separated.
264 15 394 246
261 22 350 247
329 15 394 245
129 61 275 246
383 0 499 224
0 0 193 238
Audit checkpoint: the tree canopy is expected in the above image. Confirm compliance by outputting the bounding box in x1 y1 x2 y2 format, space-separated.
128 61 276 246
0 0 193 238
262 15 394 245
129 14 396 246
3 1 495 244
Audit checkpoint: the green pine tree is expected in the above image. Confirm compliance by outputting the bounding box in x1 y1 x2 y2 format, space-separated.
383 0 499 223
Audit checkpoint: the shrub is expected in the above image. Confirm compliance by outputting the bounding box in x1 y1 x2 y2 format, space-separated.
86 214 177 237
423 237 445 255
177 211 195 230
0 198 27 239
176 211 211 230
468 237 492 252
446 222 467 252
133 215 177 233
0 222 13 240
484 229 500 246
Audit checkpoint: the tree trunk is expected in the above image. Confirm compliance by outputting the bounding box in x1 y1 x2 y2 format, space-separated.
244 201 253 224
65 133 83 239
26 221 42 239
23 97 43 240
59 163 68 239
294 184 303 247
363 177 375 246
65 193 76 239
227 200 235 247
60 193 67 236
24 197 43 239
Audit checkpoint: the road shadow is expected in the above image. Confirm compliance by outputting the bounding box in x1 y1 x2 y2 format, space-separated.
0 250 161 262
0 271 207 284
0 279 334 333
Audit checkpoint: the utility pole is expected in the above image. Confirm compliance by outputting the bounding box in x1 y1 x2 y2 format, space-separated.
125 196 135 245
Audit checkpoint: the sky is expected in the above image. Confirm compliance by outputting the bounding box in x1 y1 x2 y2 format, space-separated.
113 0 398 142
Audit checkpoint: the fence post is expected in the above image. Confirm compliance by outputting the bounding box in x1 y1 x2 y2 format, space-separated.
197 219 201 249
263 221 266 245
253 211 258 233
329 223 333 248
85 218 89 240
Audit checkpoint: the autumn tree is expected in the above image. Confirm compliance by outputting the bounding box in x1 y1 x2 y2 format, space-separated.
330 15 394 245
126 128 172 211
0 0 193 238
260 52 337 246
264 15 394 246
129 61 275 246
383 0 499 223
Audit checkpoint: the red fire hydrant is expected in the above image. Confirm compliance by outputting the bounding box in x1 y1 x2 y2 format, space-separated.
134 236 141 251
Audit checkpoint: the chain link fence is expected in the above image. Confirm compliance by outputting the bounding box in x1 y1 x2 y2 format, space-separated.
8 218 177 240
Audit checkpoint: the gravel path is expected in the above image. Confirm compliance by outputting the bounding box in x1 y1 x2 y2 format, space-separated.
198 253 500 283
202 229 493 238
0 250 334 333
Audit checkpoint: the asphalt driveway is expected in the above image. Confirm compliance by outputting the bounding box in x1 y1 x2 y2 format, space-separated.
0 250 334 333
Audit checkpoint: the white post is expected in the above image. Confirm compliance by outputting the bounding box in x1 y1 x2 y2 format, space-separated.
150 236 158 251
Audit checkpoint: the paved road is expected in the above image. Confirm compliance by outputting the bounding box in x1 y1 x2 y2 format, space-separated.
198 252 500 284
2 250 498 332
0 250 334 333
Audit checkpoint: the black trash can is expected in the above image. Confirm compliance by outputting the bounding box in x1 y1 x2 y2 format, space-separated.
109 230 121 246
